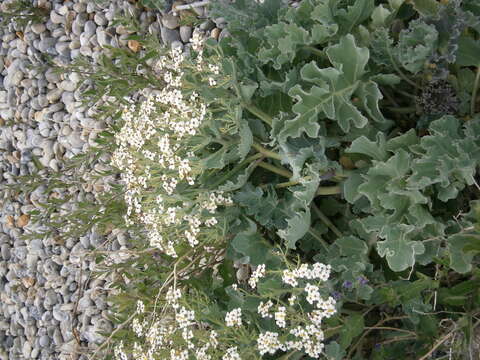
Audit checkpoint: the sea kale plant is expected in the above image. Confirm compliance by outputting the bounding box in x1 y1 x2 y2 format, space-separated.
13 0 480 359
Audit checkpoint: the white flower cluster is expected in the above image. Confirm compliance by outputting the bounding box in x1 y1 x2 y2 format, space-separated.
257 331 284 355
222 346 241 360
282 262 332 287
251 262 336 359
111 44 232 257
248 263 266 288
125 288 221 360
257 300 273 318
225 308 242 327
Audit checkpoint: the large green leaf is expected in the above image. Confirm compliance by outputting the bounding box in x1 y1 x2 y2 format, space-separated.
447 234 476 273
376 224 425 272
457 35 480 67
397 19 439 74
278 35 384 142
335 0 375 35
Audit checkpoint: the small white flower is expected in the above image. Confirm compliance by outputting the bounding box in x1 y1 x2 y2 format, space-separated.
275 306 286 328
225 308 242 327
282 269 298 287
257 300 273 318
257 331 282 355
248 263 266 289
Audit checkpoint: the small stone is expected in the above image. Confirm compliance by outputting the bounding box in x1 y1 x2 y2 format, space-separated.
73 3 86 12
96 29 110 47
39 335 50 347
46 88 63 103
200 19 215 31
161 26 181 45
50 11 65 24
179 26 192 43
162 14 180 29
21 277 35 288
31 23 46 34
94 12 107 26
83 20 97 38
22 340 31 358
127 40 141 53
59 80 76 92
16 214 29 228
211 28 221 40
38 37 56 53
1 244 10 260
6 215 15 228
171 41 183 51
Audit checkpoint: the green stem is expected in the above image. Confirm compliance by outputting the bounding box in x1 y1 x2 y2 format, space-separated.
257 161 292 178
471 66 480 116
312 203 343 238
303 45 328 60
209 153 263 188
307 227 329 251
241 102 273 126
276 179 342 196
316 185 342 196
387 49 420 89
252 142 282 160
386 106 417 114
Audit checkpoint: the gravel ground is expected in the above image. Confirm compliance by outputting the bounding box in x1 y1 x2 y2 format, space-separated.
0 0 226 358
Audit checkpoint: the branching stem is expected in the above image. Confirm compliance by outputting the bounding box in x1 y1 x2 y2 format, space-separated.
471 66 480 116
252 142 282 160
242 102 273 126
257 161 292 178
312 203 343 237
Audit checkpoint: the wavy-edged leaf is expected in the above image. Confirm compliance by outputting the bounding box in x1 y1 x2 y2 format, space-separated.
376 224 425 272
397 19 439 74
346 133 388 161
447 234 475 273
281 35 381 141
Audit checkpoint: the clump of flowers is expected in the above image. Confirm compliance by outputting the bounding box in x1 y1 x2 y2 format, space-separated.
114 260 337 360
111 36 231 258
252 262 336 358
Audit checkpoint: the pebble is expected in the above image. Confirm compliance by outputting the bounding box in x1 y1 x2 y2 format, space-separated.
31 23 46 34
0 0 218 358
162 14 180 29
161 26 181 45
179 26 192 43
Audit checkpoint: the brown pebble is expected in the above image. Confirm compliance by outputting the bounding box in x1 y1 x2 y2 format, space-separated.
16 214 30 228
6 215 15 228
211 28 221 40
128 40 141 53
21 277 35 288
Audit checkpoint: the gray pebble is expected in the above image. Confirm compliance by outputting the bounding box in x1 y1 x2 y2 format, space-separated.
50 11 65 25
31 23 46 34
83 21 97 38
38 38 57 53
94 13 107 26
162 14 180 29
200 20 215 31
161 26 181 45
73 3 86 12
179 26 192 43
39 335 50 347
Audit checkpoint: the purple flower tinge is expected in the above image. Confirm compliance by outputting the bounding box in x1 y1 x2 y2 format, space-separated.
374 343 381 350
342 280 353 289
332 291 342 300
357 276 369 285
